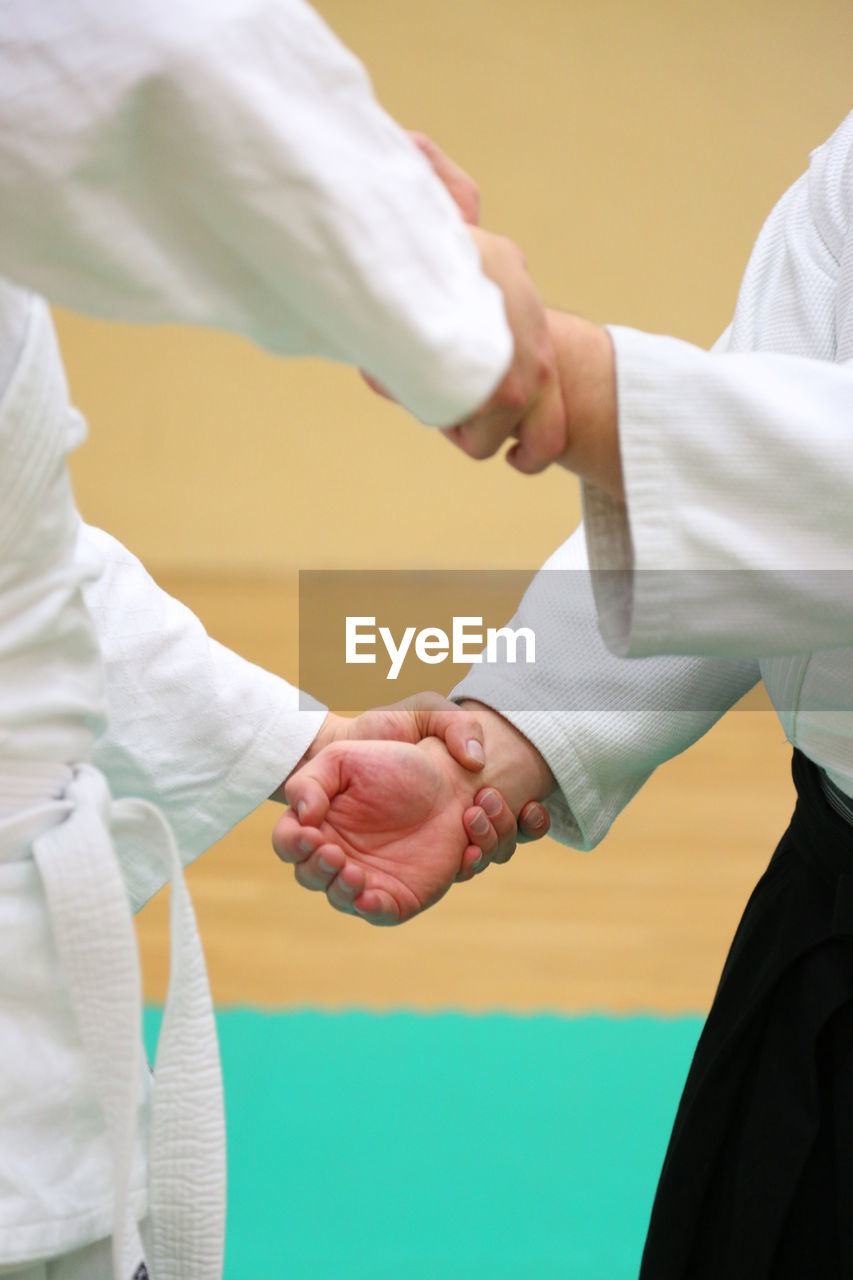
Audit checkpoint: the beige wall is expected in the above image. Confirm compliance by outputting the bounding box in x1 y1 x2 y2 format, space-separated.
62 0 853 573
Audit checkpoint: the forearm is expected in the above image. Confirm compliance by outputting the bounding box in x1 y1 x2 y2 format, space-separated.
453 525 761 848
0 0 510 424
547 316 853 656
557 114 853 658
82 524 326 884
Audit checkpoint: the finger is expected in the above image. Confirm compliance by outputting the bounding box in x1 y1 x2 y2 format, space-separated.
353 887 402 926
505 378 567 476
326 861 367 915
443 410 516 461
283 748 344 827
518 800 551 843
463 805 498 862
282 776 332 828
436 708 486 772
292 843 347 891
474 787 518 865
271 815 325 865
455 842 486 882
409 131 480 225
405 693 485 771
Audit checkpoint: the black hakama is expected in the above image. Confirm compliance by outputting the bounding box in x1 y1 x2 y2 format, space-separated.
640 750 853 1279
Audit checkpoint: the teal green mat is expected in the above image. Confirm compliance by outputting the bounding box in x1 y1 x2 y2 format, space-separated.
143 1010 701 1280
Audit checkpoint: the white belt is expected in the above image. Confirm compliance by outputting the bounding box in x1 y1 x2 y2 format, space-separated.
20 764 225 1280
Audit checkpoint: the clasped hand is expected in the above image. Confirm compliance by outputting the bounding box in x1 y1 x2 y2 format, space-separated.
410 134 623 499
272 694 551 926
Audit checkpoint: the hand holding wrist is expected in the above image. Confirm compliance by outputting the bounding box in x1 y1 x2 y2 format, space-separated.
547 309 624 500
458 700 555 813
270 694 489 803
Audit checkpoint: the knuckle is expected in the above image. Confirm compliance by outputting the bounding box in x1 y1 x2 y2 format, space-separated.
508 450 539 475
539 421 567 460
520 418 566 465
471 437 498 460
459 427 498 460
534 344 555 388
523 451 550 475
495 373 528 413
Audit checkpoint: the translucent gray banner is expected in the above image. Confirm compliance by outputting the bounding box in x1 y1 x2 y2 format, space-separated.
297 569 852 714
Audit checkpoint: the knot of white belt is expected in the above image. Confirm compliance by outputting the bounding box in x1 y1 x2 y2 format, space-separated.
31 764 225 1280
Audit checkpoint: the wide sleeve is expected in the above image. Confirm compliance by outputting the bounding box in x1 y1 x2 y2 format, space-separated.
584 111 853 658
0 0 511 426
79 522 326 906
452 526 759 849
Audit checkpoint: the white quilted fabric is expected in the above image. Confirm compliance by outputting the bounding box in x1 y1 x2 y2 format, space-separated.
456 110 853 842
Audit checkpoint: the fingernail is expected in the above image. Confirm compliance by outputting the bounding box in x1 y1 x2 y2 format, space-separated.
296 800 308 822
470 810 489 836
527 807 546 829
298 838 314 856
472 855 484 872
318 856 336 873
467 739 485 765
481 790 501 818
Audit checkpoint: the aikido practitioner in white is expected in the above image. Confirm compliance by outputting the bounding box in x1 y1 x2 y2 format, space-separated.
0 2 559 1277
278 110 853 1278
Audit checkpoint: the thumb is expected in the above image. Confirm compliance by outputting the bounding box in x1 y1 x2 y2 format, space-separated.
283 746 345 827
416 698 486 772
395 691 486 772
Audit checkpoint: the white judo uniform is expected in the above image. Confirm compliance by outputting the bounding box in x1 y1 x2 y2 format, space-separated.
0 1 513 1276
456 108 853 840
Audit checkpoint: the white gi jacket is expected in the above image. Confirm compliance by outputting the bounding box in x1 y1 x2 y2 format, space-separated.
456 110 853 847
0 0 512 1272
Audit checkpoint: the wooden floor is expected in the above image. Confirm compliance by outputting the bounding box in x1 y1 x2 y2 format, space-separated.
135 574 795 1014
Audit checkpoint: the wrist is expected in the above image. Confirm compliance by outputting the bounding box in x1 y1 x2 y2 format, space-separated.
303 711 351 760
548 309 623 500
458 700 554 812
269 711 352 802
